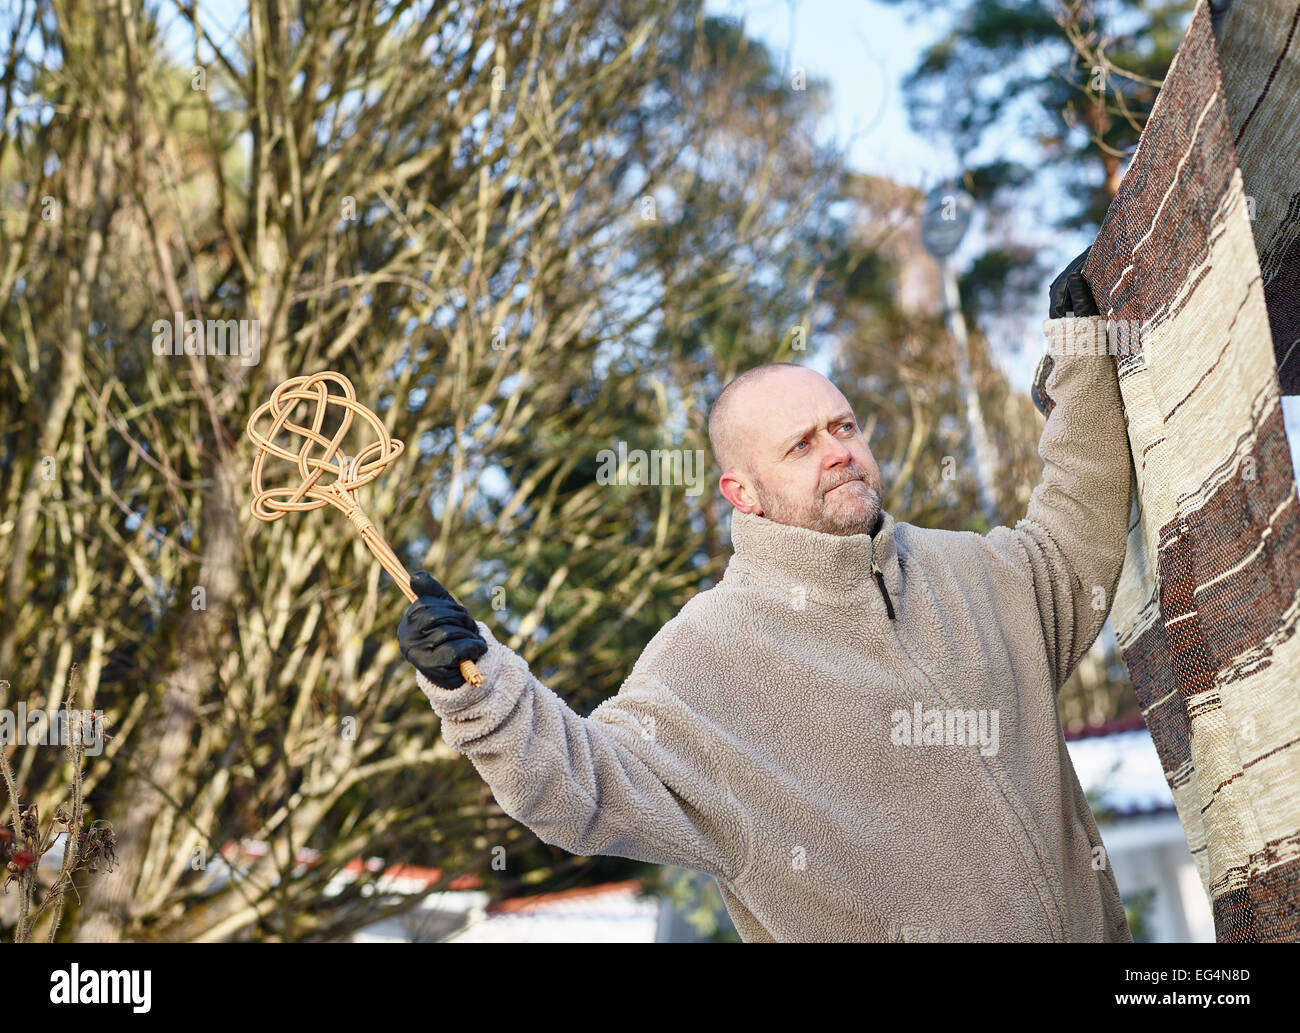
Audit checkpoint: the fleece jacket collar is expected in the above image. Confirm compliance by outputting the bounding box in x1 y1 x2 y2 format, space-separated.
724 507 902 612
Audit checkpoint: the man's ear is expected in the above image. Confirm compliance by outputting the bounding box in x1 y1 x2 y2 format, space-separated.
720 471 761 514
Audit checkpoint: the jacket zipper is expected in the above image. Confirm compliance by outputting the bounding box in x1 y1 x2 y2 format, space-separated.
872 567 896 619
870 535 896 620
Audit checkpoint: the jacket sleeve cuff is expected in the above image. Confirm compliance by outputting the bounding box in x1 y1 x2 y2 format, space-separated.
1036 315 1119 419
413 619 511 712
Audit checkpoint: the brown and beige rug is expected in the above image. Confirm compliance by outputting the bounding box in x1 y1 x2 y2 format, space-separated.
1082 0 1300 942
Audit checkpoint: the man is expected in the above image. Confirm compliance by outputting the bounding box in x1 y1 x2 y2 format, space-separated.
398 250 1134 942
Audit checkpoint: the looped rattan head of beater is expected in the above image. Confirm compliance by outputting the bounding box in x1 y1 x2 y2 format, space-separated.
246 371 405 522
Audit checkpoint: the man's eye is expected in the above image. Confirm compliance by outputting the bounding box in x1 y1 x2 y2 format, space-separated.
840 423 855 433
792 440 807 452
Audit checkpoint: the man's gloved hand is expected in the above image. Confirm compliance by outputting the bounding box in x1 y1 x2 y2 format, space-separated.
1048 246 1100 318
398 571 487 689
1210 0 1233 39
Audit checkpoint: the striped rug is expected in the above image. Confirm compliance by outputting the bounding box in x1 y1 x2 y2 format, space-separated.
1082 0 1300 942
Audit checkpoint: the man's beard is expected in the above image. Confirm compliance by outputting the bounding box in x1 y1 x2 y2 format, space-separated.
751 469 882 536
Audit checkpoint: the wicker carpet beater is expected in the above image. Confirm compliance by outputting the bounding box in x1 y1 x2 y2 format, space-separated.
246 371 484 687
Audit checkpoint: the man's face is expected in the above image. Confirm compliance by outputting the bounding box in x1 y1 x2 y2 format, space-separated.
720 368 884 536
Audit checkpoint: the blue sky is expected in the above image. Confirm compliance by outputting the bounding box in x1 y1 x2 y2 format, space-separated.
705 0 953 185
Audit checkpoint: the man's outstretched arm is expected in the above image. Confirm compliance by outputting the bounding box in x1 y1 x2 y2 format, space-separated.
985 255 1134 692
400 589 749 883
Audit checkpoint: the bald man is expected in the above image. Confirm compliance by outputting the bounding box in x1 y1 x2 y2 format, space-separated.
707 361 886 538
399 253 1134 942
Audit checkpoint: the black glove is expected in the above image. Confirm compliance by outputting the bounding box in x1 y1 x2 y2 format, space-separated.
398 571 487 689
1048 246 1100 318
1210 0 1233 39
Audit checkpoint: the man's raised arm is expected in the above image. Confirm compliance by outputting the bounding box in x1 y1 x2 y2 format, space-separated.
984 256 1134 692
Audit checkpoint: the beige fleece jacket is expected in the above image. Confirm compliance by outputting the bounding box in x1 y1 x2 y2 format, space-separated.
413 314 1134 942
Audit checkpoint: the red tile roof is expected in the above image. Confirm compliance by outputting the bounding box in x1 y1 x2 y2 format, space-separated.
1062 712 1148 740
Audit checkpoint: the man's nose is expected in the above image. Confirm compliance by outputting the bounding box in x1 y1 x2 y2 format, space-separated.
822 433 854 467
